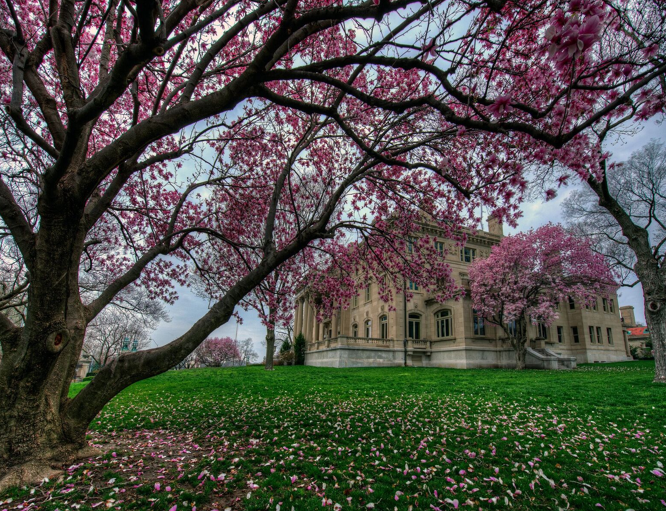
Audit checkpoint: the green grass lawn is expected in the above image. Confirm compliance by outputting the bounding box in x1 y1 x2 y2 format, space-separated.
3 362 665 511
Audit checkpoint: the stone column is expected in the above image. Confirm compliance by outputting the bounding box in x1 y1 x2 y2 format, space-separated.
331 313 339 338
311 304 319 342
303 300 312 342
294 299 303 335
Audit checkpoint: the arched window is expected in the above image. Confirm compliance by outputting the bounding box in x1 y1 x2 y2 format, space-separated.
364 319 372 338
380 315 388 339
352 323 358 337
408 313 421 340
435 310 453 338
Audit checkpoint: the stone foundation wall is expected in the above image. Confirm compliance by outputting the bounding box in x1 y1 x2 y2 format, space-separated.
305 345 585 369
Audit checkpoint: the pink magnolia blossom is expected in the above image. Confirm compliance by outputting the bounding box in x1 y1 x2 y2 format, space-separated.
469 224 615 366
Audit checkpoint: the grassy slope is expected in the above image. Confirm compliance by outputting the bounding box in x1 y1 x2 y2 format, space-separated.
60 361 666 511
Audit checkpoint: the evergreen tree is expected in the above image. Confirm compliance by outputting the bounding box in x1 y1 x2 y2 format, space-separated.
294 334 306 365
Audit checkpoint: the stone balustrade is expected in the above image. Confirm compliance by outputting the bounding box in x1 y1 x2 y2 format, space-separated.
307 336 433 352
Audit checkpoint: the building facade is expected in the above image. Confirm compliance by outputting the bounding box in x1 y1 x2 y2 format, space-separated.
621 305 652 357
294 220 632 369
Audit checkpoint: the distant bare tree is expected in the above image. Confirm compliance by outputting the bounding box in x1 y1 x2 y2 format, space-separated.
83 310 152 369
563 139 666 382
173 352 198 370
237 338 259 365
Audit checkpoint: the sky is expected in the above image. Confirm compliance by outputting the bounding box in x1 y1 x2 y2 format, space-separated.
151 119 664 357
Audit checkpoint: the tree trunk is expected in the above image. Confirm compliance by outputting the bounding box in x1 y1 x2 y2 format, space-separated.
588 172 665 383
512 317 528 370
645 297 666 383
0 327 91 490
265 327 275 370
515 341 526 370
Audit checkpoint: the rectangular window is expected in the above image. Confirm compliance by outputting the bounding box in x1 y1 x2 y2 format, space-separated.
434 241 445 256
507 320 517 337
597 326 602 344
572 326 580 343
589 325 595 343
380 316 388 339
602 298 608 312
365 285 371 302
408 314 421 340
352 294 358 308
473 310 485 336
607 328 613 344
592 299 597 311
609 299 615 313
408 280 419 291
407 236 416 254
569 297 575 310
537 323 549 339
460 247 476 263
557 326 564 343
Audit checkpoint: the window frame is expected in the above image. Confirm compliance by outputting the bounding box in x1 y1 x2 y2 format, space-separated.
507 319 517 338
572 326 580 343
435 309 453 339
537 323 549 339
364 319 372 338
408 313 422 340
380 315 388 339
473 309 486 336
460 247 476 263
589 325 595 343
557 325 564 343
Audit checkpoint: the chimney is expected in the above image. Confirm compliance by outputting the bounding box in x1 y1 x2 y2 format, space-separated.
619 305 635 327
487 214 504 237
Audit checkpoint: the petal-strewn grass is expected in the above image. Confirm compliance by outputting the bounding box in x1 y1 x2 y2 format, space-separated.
2 361 664 510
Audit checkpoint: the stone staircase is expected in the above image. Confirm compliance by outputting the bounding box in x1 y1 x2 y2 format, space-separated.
526 347 577 370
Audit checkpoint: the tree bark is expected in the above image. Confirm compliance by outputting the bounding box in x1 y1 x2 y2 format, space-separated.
588 173 666 383
512 317 528 370
514 341 526 370
265 326 275 370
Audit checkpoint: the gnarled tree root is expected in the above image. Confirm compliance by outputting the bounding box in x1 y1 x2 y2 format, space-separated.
0 445 103 493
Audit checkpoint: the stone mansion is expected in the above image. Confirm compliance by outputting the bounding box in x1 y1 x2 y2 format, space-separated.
293 218 632 369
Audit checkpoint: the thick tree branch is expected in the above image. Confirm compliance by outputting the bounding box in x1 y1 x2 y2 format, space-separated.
0 178 35 268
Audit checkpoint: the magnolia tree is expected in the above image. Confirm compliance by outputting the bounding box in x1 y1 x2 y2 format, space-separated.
563 139 666 382
469 224 615 369
193 336 240 367
0 0 664 486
